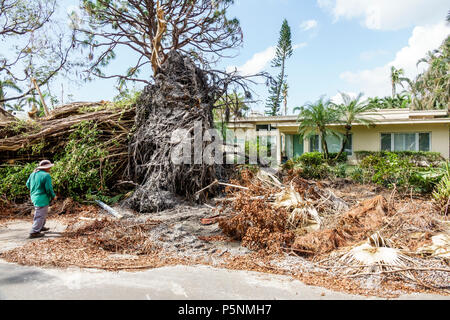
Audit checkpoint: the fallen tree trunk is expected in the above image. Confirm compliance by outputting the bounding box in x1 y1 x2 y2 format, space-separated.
0 102 135 164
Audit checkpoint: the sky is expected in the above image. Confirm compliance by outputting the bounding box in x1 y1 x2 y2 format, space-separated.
2 0 450 114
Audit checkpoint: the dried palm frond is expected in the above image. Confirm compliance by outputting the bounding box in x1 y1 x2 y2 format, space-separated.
418 233 450 259
288 207 321 232
336 233 415 276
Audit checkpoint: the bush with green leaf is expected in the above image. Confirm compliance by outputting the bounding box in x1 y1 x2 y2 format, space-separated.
433 162 450 214
51 121 115 200
0 163 36 202
358 152 445 193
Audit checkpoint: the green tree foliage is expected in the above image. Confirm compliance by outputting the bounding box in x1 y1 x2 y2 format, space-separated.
294 97 340 159
404 36 449 110
52 121 114 199
0 80 22 110
0 0 76 105
367 94 411 109
266 19 293 116
332 92 376 159
390 66 407 98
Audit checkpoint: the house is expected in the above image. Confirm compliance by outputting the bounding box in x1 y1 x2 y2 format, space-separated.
227 109 450 164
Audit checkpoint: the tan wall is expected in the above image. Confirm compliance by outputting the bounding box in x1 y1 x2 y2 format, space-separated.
351 123 449 159
231 123 450 159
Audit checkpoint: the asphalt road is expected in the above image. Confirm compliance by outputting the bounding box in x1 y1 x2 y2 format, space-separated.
1 260 449 300
0 220 448 300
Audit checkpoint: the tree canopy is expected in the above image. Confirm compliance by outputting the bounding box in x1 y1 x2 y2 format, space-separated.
74 0 243 88
266 19 293 116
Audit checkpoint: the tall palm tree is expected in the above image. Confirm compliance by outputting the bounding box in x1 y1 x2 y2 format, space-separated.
390 66 406 98
332 92 377 160
294 97 340 159
0 80 22 110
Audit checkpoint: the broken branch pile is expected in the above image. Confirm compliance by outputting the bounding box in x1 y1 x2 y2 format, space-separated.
218 169 450 290
218 169 350 253
0 101 135 165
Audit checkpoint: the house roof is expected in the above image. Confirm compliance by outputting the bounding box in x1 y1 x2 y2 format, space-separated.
228 109 450 128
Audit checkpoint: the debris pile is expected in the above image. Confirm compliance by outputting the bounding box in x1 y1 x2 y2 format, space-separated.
0 102 134 165
217 169 450 292
218 169 349 253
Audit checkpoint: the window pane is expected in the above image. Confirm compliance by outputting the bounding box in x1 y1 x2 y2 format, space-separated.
419 133 430 151
325 135 341 153
394 133 416 151
344 134 353 155
381 134 391 151
310 135 319 152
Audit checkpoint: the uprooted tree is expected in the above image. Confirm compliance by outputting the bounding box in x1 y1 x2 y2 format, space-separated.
72 0 265 212
0 0 267 212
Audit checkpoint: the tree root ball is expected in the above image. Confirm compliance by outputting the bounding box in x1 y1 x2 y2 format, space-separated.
125 51 224 213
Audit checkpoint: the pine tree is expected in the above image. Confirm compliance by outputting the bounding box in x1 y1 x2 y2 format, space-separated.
265 19 293 116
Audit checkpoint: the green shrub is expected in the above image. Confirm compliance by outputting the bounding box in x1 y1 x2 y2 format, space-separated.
328 152 348 164
297 152 324 166
0 163 36 202
51 121 115 200
358 152 444 193
331 163 348 178
355 151 443 165
433 162 450 214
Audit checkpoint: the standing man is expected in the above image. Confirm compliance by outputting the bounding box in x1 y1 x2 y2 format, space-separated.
26 160 57 239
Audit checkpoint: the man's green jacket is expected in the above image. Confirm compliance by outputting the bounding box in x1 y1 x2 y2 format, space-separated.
26 170 56 207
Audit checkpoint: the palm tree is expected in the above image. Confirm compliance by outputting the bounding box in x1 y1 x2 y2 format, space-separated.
294 97 340 159
214 92 249 138
332 92 377 160
390 66 406 98
0 80 22 110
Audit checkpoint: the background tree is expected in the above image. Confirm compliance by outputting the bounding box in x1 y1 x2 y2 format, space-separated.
332 92 376 160
214 92 249 137
294 97 340 159
74 0 243 88
402 36 449 110
0 80 22 110
0 0 76 106
265 19 293 116
390 66 406 98
282 82 289 115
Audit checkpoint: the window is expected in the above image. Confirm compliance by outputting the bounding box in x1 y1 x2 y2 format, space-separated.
380 133 431 152
256 124 272 131
309 135 320 152
419 133 431 152
309 134 353 155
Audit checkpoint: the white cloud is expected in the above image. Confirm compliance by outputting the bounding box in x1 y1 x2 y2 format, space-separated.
226 46 276 76
340 22 450 97
359 49 389 61
317 0 449 30
293 42 308 50
227 43 307 76
300 20 318 31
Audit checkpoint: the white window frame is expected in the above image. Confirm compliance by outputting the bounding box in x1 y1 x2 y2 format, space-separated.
380 132 432 152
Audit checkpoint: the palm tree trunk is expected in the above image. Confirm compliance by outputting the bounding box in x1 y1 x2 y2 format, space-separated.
335 129 350 161
321 132 329 159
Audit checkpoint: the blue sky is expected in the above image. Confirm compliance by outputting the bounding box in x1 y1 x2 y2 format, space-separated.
2 0 450 113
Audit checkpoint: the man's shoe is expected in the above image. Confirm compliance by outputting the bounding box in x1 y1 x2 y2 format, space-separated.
28 232 45 239
40 227 50 232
